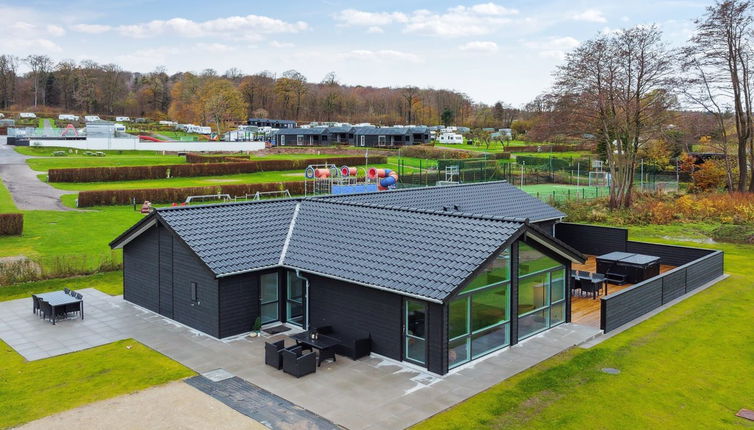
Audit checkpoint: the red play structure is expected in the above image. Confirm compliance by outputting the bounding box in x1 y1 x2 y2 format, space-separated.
138 135 165 142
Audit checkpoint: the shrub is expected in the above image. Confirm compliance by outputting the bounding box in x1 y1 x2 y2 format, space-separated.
710 224 754 243
185 153 249 163
401 146 476 160
48 156 386 182
0 213 23 235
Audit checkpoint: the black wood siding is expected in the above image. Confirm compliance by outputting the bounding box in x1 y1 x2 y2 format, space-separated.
626 241 712 267
427 302 446 374
601 250 724 332
218 272 262 338
170 233 220 337
123 225 159 312
306 274 403 361
159 226 174 318
555 223 627 255
122 221 220 338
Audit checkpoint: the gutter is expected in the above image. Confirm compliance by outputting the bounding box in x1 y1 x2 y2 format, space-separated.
295 269 310 330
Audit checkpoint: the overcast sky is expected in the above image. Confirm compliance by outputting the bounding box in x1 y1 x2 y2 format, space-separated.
0 0 709 106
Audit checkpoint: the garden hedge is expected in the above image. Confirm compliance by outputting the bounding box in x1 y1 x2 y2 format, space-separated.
0 213 23 235
77 182 306 207
49 156 386 183
185 153 250 163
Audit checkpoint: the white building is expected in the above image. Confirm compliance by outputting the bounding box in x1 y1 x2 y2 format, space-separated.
437 132 464 144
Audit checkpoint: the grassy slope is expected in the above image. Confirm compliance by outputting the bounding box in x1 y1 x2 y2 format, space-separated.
0 179 17 213
0 204 143 268
0 339 194 429
0 271 123 301
414 226 754 429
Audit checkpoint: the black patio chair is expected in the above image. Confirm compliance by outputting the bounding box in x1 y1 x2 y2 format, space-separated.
281 346 316 378
64 288 71 295
75 292 83 300
39 301 52 322
32 294 40 314
578 270 591 278
580 279 600 299
264 340 286 370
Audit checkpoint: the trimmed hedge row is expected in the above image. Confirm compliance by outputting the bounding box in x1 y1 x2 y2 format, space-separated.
0 213 23 235
77 182 306 207
49 156 386 183
402 146 479 160
185 153 249 163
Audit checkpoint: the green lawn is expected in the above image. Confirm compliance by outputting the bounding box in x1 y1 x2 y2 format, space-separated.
0 338 194 429
0 204 143 274
0 179 17 212
0 271 123 302
414 225 754 429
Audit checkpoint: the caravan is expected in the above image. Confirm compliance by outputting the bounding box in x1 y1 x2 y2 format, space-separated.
185 124 212 134
19 112 36 119
115 116 131 122
58 114 80 121
84 115 101 122
437 132 464 144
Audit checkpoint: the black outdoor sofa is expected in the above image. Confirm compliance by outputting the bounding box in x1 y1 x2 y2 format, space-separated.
315 326 371 360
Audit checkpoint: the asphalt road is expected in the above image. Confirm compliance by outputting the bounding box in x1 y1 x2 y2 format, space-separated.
0 139 75 211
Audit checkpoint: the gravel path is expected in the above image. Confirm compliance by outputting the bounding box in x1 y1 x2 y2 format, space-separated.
0 139 76 211
18 381 266 430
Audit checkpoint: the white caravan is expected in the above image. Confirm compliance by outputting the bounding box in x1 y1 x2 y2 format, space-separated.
115 116 131 122
84 115 101 122
19 112 36 119
437 132 464 144
58 114 80 121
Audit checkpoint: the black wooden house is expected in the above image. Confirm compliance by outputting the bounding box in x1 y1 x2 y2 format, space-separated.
111 182 586 375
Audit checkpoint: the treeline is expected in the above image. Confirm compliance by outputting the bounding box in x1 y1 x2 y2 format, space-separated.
0 55 519 129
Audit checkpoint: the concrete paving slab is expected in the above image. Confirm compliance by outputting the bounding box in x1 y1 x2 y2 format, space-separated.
0 290 602 429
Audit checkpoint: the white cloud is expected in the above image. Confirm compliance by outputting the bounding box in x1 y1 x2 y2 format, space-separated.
269 40 295 48
195 42 236 52
339 49 422 63
46 25 66 37
334 3 518 37
525 36 580 59
367 26 384 34
570 9 607 23
334 9 408 26
70 23 112 34
117 15 308 41
459 40 498 53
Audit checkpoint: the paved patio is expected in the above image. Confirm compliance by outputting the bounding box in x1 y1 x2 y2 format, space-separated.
0 289 601 429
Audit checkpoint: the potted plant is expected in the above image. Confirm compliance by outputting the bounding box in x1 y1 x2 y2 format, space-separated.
249 316 262 338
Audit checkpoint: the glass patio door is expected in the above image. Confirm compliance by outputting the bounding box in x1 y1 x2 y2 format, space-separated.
286 271 305 327
404 300 427 365
260 273 279 324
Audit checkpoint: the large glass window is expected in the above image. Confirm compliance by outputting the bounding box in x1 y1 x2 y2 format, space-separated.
517 243 566 340
286 271 305 327
449 248 511 369
405 300 427 365
260 273 279 324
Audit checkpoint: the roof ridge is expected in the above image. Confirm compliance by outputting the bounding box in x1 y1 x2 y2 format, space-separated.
306 198 528 224
278 202 301 265
157 196 301 212
314 180 510 201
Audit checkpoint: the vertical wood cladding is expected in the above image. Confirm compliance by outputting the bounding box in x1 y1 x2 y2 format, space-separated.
123 225 159 313
158 226 174 318
555 223 628 255
306 274 403 361
122 221 220 338
218 271 262 338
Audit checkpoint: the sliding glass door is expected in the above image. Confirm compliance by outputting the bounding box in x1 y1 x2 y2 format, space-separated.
404 300 427 365
286 271 305 327
260 273 279 324
517 243 566 340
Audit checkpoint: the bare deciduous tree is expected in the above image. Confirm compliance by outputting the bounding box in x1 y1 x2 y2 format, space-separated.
24 54 53 107
554 25 674 208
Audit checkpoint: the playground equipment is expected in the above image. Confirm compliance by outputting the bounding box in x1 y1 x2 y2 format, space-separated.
60 123 78 137
304 163 396 196
139 135 165 142
368 168 399 191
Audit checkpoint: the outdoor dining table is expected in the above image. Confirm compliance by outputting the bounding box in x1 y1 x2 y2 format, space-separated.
34 291 84 325
289 331 340 367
